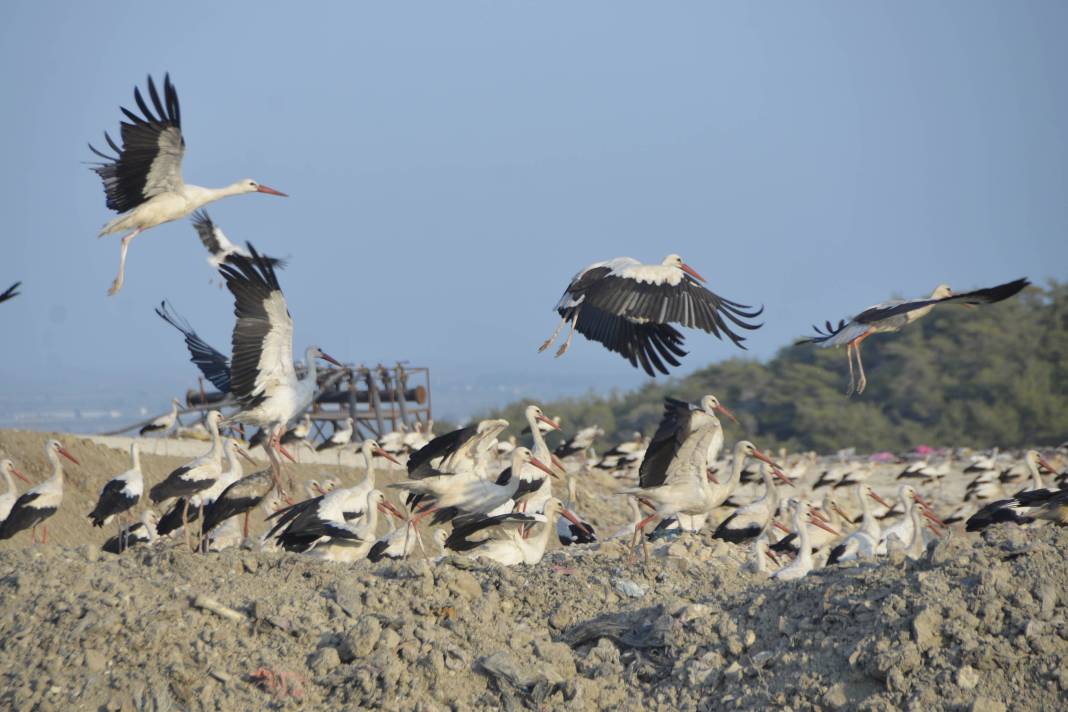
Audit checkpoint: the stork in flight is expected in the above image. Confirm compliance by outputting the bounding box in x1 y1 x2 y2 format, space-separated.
192 210 286 273
798 278 1029 395
0 282 20 305
218 245 342 483
540 254 763 376
88 74 287 295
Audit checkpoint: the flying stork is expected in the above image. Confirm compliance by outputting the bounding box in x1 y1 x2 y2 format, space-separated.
0 282 20 304
88 74 287 295
192 210 286 272
798 278 1029 395
0 440 80 544
540 254 763 376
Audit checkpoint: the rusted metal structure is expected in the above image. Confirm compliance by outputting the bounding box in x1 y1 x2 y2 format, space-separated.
107 363 431 442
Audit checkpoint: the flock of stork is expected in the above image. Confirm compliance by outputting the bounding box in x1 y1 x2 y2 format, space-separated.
0 74 1060 579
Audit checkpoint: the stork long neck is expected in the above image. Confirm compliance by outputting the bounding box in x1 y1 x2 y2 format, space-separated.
858 489 875 533
794 505 811 562
761 469 779 510
47 450 64 487
2 469 13 494
527 413 551 461
362 444 376 488
130 445 141 472
523 505 557 560
185 182 250 209
725 443 749 491
1028 457 1044 490
362 494 379 532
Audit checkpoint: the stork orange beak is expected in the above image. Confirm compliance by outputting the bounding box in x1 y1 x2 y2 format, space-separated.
277 444 297 463
236 446 257 464
681 263 706 283
256 184 288 197
750 448 785 476
319 352 343 367
771 468 794 487
551 454 567 473
920 507 946 528
58 447 80 465
867 489 893 509
706 468 720 485
10 467 30 484
531 457 557 479
536 414 561 431
1037 456 1057 474
773 520 791 534
561 507 591 536
715 403 739 424
378 500 405 519
373 447 402 466
807 516 839 537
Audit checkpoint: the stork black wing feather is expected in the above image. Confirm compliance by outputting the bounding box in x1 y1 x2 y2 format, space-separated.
155 300 232 393
0 282 20 304
856 278 1030 324
406 425 479 478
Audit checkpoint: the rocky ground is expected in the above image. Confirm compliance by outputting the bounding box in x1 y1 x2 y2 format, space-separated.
0 430 1065 710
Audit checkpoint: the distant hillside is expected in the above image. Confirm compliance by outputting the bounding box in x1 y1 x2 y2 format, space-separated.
486 281 1067 452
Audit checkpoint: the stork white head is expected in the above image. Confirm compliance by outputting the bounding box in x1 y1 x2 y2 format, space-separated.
46 439 80 466
700 394 738 424
1 458 30 484
525 405 561 432
306 346 343 368
931 284 953 299
235 178 288 197
662 254 706 282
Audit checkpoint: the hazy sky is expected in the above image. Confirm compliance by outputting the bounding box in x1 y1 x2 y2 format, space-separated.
2 2 1066 421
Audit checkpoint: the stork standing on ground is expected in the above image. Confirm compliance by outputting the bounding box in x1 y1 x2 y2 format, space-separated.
827 485 893 565
218 246 342 484
0 459 32 526
140 398 183 436
88 74 287 295
88 442 143 529
201 444 289 545
316 417 354 456
305 490 404 562
798 278 1029 395
0 440 80 543
149 411 226 548
966 451 1063 531
541 254 763 376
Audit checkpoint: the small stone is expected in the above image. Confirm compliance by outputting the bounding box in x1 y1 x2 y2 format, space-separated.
957 665 979 690
242 557 258 574
84 649 106 673
723 661 743 680
971 696 1007 712
548 607 572 630
613 578 645 598
339 618 382 662
80 545 100 563
822 683 848 710
309 647 341 674
1038 584 1058 620
911 607 942 652
448 570 482 599
744 630 756 648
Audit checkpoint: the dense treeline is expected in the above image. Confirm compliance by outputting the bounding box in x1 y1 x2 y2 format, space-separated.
487 281 1068 452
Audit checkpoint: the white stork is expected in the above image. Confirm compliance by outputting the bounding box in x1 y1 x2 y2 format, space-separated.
771 499 825 581
316 417 354 453
140 398 183 436
192 209 286 272
0 459 32 526
88 442 143 528
155 301 233 394
218 246 342 479
266 442 401 553
540 254 763 376
304 490 404 562
556 476 597 546
711 462 793 543
0 440 80 544
0 282 19 305
827 485 893 565
102 510 160 554
89 74 286 295
798 278 1029 395
966 450 1062 531
445 497 585 566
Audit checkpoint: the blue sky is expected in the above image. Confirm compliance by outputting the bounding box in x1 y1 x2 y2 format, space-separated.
1 1 1066 423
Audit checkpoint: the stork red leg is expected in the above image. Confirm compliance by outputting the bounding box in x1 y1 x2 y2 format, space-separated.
555 312 579 358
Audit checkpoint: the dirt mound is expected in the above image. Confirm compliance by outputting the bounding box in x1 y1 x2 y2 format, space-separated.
0 522 1064 710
